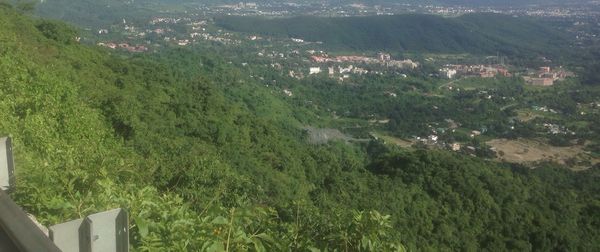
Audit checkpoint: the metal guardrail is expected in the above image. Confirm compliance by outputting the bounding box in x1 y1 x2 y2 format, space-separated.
0 136 61 251
0 137 129 252
0 189 62 251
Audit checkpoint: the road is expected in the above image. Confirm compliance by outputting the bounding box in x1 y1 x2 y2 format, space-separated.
437 77 462 90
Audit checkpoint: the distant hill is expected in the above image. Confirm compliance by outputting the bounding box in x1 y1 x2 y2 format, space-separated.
35 0 161 27
215 13 571 56
366 0 587 6
213 0 587 7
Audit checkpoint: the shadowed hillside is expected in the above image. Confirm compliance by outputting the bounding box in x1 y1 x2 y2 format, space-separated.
215 13 571 56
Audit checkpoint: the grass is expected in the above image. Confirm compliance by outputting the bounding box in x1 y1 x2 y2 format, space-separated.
516 109 561 122
449 77 505 90
370 131 414 148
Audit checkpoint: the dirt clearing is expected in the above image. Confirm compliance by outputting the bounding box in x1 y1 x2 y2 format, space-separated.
487 138 598 170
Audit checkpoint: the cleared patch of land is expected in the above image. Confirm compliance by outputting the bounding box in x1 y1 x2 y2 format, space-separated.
370 132 414 148
487 138 598 170
516 109 560 122
304 126 370 144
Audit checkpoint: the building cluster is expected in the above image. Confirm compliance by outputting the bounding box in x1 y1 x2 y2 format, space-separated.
439 64 511 79
288 64 374 80
96 42 148 53
543 123 575 135
186 32 240 45
295 52 419 80
311 53 419 69
413 133 479 153
288 70 304 79
524 66 574 86
149 18 237 46
149 17 191 25
438 64 575 86
217 2 258 10
310 52 419 69
304 65 370 79
97 15 237 50
424 5 476 16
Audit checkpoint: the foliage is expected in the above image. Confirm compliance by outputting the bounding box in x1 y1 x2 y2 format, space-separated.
0 6 598 251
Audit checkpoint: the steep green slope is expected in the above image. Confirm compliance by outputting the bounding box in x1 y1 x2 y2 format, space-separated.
1 5 599 251
215 13 571 56
0 5 405 250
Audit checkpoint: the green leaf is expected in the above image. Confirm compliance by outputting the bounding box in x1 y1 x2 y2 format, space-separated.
204 241 225 252
308 247 321 252
133 216 148 238
210 216 228 225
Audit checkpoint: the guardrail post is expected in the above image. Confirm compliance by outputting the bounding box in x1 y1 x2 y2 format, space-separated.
0 137 14 191
50 209 129 252
49 218 86 252
85 208 129 252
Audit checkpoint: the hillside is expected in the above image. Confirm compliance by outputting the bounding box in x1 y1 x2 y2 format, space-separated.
34 0 163 27
215 13 571 56
1 4 599 251
372 0 586 6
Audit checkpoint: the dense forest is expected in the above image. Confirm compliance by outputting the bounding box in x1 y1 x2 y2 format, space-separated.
215 13 571 57
1 4 599 251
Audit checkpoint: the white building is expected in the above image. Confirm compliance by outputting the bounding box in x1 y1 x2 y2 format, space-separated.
378 52 391 61
339 65 354 74
328 67 335 76
352 67 368 75
428 135 439 142
283 89 293 97
450 143 461 151
309 67 321 75
440 68 457 79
